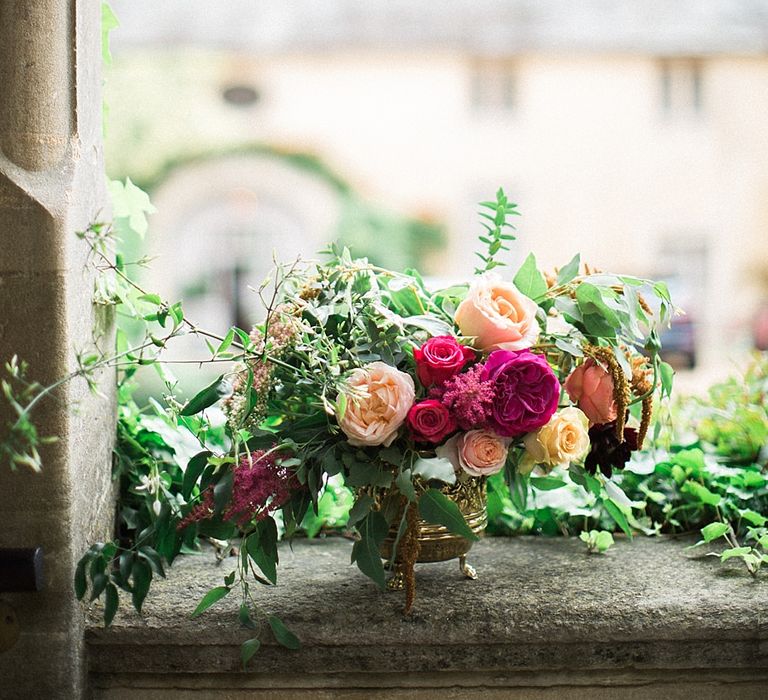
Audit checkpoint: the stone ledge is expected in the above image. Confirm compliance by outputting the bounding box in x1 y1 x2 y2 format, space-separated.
86 537 768 696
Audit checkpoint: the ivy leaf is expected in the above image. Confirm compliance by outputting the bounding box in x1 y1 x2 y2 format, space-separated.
180 375 231 416
556 253 581 285
682 480 721 507
576 283 619 327
701 522 729 543
347 494 374 528
720 546 753 562
190 586 230 619
418 489 478 541
268 615 300 650
395 468 417 502
240 638 261 668
101 1 120 66
740 509 767 527
108 178 157 238
513 253 547 300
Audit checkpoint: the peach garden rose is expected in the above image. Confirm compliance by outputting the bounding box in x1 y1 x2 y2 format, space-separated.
520 407 590 475
337 361 415 447
564 358 618 426
454 273 540 352
437 429 509 477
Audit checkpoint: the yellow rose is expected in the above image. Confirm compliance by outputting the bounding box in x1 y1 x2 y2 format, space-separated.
520 407 590 475
454 274 540 352
338 361 415 447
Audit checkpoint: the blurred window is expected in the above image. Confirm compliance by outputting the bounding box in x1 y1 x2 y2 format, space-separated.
222 84 260 107
660 58 704 117
471 58 516 111
655 235 709 369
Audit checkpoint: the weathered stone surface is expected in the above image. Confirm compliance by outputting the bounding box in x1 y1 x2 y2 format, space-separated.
87 537 768 697
0 2 113 698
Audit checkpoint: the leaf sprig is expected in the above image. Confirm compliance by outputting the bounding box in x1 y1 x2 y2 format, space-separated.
474 187 520 275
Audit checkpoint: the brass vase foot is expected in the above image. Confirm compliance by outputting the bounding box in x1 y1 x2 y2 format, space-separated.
459 554 477 580
386 562 405 591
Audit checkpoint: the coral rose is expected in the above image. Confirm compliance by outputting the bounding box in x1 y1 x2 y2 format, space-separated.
481 349 560 437
437 430 509 477
520 407 590 475
338 362 415 447
413 335 475 387
407 399 457 444
564 359 617 426
454 274 540 351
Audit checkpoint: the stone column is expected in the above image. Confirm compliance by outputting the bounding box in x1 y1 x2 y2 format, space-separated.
0 2 115 698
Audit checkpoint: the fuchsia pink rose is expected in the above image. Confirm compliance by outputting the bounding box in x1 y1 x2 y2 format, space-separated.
413 335 475 387
564 359 617 426
407 399 457 444
481 349 560 437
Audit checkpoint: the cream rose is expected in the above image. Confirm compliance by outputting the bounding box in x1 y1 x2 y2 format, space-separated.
520 407 590 475
437 430 509 477
337 361 415 447
454 274 540 351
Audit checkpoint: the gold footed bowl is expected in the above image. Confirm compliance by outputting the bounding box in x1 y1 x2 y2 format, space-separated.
374 476 487 590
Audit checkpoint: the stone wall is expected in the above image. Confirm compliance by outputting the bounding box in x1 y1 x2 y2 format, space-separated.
0 2 115 698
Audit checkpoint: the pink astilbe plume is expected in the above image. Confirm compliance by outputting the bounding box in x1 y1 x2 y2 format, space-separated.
177 487 215 532
433 363 495 430
223 449 296 527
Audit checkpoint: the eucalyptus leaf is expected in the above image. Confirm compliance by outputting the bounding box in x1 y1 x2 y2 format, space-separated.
418 489 478 541
412 457 456 485
190 585 230 618
180 375 232 416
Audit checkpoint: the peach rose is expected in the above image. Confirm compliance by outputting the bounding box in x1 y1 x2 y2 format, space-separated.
437 430 509 477
455 274 540 351
337 361 415 447
564 359 617 426
520 407 590 475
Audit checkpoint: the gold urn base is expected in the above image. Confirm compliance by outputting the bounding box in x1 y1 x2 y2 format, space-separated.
372 476 487 589
385 553 478 590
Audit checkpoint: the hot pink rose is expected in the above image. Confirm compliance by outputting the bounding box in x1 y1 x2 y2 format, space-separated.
564 359 617 426
454 274 540 351
481 350 560 437
413 335 475 387
437 430 509 477
407 399 457 444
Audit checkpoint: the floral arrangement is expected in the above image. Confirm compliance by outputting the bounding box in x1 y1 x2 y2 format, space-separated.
1 189 675 661
162 190 672 622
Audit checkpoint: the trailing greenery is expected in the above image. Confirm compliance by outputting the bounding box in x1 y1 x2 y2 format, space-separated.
487 353 768 574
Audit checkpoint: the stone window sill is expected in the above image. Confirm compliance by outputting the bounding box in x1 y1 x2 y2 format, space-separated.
86 537 768 698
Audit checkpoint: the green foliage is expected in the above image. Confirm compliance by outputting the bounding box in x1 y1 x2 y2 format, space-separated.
488 353 768 579
101 2 119 66
580 530 615 554
418 488 479 541
474 188 519 274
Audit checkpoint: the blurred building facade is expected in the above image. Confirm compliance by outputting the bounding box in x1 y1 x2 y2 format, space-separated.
107 0 768 385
